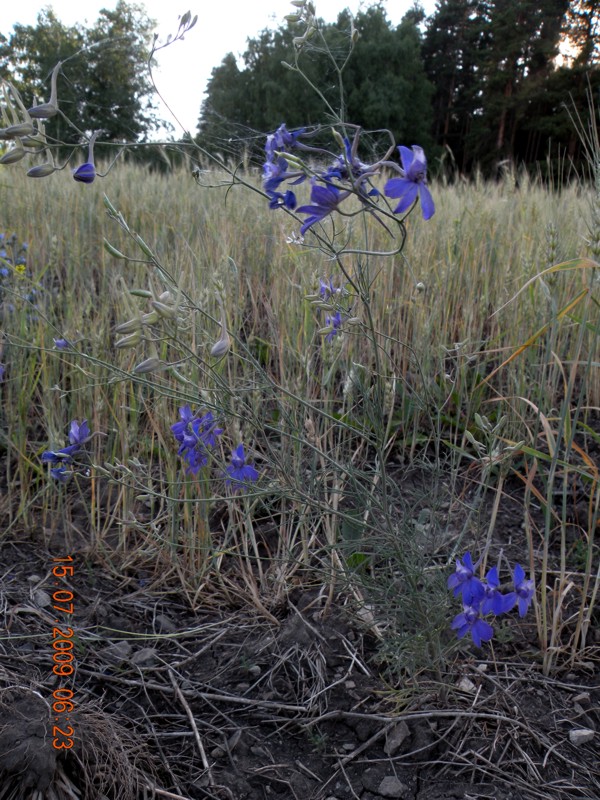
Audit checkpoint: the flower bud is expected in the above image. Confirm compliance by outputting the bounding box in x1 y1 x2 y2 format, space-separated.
27 163 57 178
158 291 173 303
21 135 47 150
129 289 153 298
141 310 160 325
73 131 98 184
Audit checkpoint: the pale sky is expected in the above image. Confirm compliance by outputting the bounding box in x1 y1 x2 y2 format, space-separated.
0 0 435 136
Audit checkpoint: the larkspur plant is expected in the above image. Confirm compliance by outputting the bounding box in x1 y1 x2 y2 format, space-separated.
448 553 535 647
0 0 561 690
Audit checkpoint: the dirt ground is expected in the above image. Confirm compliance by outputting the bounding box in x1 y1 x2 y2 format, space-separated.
0 468 599 800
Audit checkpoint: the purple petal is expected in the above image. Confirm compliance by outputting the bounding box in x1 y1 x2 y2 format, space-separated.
419 184 435 220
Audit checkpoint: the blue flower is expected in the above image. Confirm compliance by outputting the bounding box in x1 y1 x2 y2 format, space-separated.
268 190 297 210
0 363 5 381
297 182 344 235
53 338 72 350
324 310 343 342
480 566 514 615
42 418 92 480
384 145 435 220
225 443 259 493
73 162 96 184
73 131 99 184
451 603 494 648
265 123 304 161
319 277 346 301
171 406 223 475
447 552 485 606
511 564 534 617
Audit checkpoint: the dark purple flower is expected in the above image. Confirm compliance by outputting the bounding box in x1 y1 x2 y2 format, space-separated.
0 363 4 381
73 131 99 184
265 123 304 161
480 566 514 615
297 182 344 235
385 145 434 220
171 406 222 475
268 190 297 210
451 604 494 648
324 310 343 342
511 564 534 617
69 419 90 446
319 277 345 301
73 162 96 184
447 552 485 606
225 444 259 493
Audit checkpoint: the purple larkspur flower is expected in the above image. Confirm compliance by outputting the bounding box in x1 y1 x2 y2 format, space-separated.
297 182 345 235
73 131 99 184
451 603 494 648
42 418 92 480
324 310 343 342
265 123 304 161
225 443 259 493
508 564 534 617
53 338 72 350
171 406 223 475
447 552 485 606
385 145 434 220
480 566 514 615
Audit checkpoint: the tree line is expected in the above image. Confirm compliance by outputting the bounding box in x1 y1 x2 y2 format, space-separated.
0 1 598 177
198 0 600 178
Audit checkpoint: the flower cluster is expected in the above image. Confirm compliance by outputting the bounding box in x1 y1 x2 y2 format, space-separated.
448 553 535 647
262 124 435 234
42 419 92 482
171 407 259 492
171 405 223 475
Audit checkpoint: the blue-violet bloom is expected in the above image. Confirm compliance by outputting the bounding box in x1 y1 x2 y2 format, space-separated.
385 145 435 220
447 552 485 606
297 183 345 235
451 604 495 648
225 444 259 493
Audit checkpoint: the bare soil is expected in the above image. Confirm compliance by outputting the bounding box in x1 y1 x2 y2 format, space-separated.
1 469 599 800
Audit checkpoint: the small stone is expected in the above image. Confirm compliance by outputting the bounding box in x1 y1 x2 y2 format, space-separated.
248 664 261 677
32 589 52 608
100 641 132 663
457 677 477 693
131 647 157 666
341 742 355 751
155 614 177 633
569 729 595 746
572 692 591 706
384 721 410 755
344 680 356 689
378 776 409 798
210 746 226 759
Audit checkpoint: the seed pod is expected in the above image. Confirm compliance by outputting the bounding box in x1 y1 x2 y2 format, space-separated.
141 310 160 325
133 357 162 374
114 318 142 335
151 300 177 319
115 331 142 348
103 239 128 259
27 163 57 178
